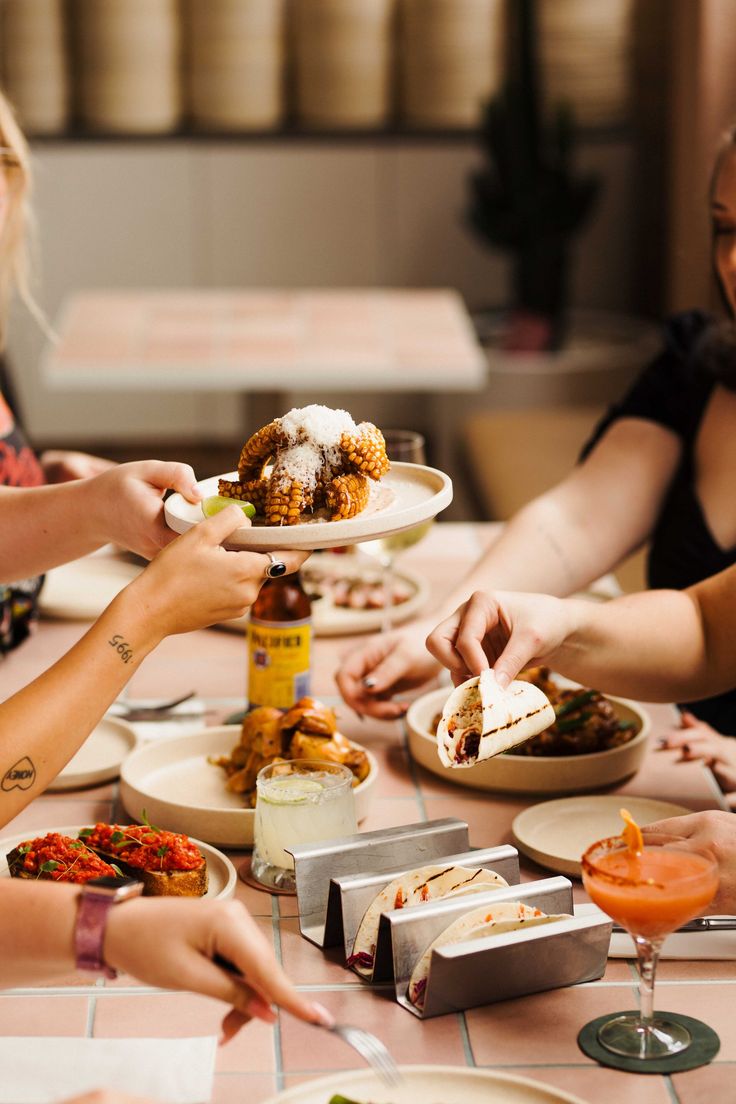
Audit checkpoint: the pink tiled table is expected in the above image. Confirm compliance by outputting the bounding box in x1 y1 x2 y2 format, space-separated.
1 523 730 1104
42 289 487 392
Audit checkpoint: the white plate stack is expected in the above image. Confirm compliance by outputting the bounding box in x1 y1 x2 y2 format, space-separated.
399 0 503 129
74 0 182 133
184 0 286 131
292 0 395 129
0 0 70 134
537 0 633 128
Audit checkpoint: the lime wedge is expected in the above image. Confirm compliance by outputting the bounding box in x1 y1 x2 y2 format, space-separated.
259 777 325 805
202 495 255 520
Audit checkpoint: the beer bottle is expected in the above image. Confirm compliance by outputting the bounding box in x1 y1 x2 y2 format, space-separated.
247 571 312 710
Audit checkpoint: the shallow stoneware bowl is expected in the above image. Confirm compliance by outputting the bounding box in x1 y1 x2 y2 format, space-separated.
406 685 650 795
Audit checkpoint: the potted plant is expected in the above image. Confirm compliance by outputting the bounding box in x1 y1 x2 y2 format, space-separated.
466 0 600 351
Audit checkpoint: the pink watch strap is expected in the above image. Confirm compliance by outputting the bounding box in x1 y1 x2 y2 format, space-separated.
75 892 117 979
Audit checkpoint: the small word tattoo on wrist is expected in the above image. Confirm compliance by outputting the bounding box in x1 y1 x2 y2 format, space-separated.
109 634 133 664
2 756 36 792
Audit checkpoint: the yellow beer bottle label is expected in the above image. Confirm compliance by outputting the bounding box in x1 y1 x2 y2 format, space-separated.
247 616 312 709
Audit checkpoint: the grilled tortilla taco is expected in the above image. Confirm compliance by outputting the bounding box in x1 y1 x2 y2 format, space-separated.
347 863 508 977
437 668 555 768
408 900 568 1008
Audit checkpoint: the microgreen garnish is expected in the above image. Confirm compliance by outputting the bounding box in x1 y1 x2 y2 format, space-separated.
140 808 161 833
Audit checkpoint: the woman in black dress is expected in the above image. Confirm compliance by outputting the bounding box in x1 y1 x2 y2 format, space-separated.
338 125 736 790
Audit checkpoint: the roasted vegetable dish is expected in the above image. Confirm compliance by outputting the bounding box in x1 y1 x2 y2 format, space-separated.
212 696 371 806
218 404 390 526
513 667 637 756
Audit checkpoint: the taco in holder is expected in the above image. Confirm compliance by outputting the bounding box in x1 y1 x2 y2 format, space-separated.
408 900 569 1008
437 668 555 768
347 863 509 977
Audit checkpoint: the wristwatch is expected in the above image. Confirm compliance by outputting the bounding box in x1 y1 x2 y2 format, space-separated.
74 875 143 978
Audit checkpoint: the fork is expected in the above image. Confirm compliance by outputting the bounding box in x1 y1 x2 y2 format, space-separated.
321 1021 401 1087
114 691 197 722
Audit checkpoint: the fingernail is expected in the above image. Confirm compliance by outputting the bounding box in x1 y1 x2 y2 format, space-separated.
397 702 409 716
362 676 377 689
495 671 510 691
311 1002 335 1028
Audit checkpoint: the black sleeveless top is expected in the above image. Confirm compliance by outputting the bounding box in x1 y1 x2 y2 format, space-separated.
582 310 736 732
0 361 45 653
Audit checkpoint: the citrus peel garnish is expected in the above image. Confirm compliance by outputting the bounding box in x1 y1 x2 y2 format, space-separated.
620 807 643 855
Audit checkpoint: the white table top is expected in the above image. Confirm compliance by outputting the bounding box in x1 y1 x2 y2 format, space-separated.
42 288 488 393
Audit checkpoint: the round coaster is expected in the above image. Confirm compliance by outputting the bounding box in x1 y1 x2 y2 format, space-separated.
237 856 296 896
578 1011 720 1073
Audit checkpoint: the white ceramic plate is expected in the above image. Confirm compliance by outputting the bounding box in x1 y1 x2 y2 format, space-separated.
39 548 141 622
0 824 236 900
406 686 651 796
512 795 693 878
120 726 378 849
262 1065 590 1104
164 463 453 551
47 717 138 791
219 557 429 637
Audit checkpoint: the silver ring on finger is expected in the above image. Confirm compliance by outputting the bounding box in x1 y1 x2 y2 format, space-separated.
264 552 287 579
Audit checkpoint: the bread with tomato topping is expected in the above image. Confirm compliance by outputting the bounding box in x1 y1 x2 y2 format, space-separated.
78 823 208 897
7 832 124 884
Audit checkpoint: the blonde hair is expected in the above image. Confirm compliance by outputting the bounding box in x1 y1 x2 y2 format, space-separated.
0 90 41 346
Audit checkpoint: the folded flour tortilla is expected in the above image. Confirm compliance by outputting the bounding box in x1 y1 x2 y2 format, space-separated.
437 668 555 768
408 900 568 1008
347 863 508 977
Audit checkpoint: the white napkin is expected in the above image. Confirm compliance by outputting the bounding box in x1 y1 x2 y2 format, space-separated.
0 1036 217 1104
576 903 736 960
108 699 208 743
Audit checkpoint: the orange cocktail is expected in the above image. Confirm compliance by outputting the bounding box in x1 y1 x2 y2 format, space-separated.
580 824 718 1061
582 841 718 940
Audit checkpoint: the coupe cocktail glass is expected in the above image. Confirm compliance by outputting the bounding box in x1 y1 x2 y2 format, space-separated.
250 759 357 892
582 834 718 1059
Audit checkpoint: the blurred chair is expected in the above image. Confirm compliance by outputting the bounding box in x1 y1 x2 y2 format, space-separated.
464 406 647 593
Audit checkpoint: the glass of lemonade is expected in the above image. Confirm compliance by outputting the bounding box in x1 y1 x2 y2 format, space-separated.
251 759 357 892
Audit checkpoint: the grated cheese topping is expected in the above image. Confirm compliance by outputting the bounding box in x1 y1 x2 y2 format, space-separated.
277 405 358 490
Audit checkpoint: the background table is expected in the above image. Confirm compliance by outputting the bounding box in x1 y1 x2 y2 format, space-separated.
0 523 731 1104
43 289 487 393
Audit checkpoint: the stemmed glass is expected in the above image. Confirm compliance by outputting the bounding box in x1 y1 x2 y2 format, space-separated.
360 429 432 631
581 832 718 1060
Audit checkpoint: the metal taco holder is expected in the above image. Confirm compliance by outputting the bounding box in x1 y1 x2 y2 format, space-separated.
287 817 470 947
385 877 612 1019
334 844 520 976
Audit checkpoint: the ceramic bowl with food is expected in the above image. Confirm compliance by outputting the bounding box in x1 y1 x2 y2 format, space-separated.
406 685 650 795
120 726 378 849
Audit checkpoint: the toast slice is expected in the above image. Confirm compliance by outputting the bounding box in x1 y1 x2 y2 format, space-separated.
78 823 208 897
7 833 123 884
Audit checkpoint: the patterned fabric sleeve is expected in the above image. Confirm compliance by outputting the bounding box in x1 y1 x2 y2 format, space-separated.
0 368 45 654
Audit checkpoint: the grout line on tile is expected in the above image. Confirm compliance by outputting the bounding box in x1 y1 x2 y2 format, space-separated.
401 717 429 822
457 1011 475 1067
663 1075 682 1104
86 995 96 1038
271 892 285 1093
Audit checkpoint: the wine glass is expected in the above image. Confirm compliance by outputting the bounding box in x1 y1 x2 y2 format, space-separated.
581 833 718 1060
360 429 432 630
